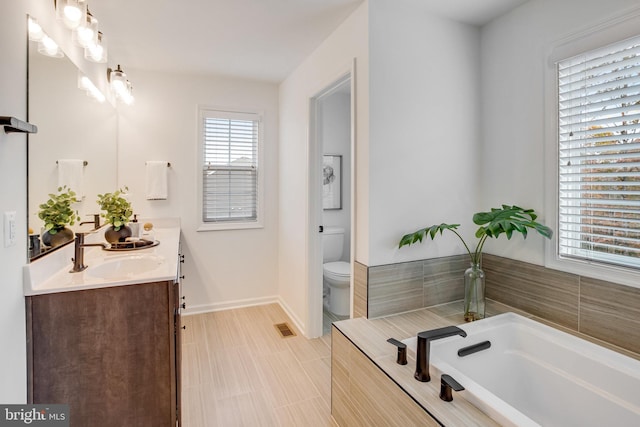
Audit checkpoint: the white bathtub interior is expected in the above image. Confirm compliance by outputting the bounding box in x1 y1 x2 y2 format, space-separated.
403 312 640 427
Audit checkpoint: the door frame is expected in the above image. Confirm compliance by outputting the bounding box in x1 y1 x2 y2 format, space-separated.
307 60 356 338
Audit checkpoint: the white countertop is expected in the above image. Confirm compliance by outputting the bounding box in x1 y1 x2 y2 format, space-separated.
23 218 181 296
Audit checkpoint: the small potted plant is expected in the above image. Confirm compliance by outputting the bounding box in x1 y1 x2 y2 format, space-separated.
37 186 80 247
97 187 133 243
399 204 552 322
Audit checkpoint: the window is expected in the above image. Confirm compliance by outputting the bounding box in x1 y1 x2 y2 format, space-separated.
198 107 263 230
556 34 640 270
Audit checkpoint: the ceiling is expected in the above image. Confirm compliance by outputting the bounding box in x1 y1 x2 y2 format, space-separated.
90 0 529 83
408 0 530 26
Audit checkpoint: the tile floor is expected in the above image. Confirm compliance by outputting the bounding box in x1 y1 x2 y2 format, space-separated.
181 304 338 426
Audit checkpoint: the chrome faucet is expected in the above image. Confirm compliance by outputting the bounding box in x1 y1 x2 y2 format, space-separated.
414 326 467 382
70 232 108 273
79 214 101 229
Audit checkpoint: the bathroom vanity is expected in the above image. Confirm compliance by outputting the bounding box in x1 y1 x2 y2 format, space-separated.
24 220 182 427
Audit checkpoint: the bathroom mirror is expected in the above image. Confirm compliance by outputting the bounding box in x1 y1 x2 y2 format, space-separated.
27 20 117 261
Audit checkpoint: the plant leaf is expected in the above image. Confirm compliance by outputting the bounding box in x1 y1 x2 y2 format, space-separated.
398 223 460 248
473 204 552 241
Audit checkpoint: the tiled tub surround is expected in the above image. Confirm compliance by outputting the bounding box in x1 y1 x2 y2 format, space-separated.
364 255 468 318
357 253 640 355
484 254 640 355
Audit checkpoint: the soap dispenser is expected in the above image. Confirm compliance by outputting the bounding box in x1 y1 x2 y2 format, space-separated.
130 214 140 239
141 222 154 242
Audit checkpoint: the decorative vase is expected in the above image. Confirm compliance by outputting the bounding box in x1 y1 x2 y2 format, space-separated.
104 225 132 244
41 227 74 248
464 262 486 322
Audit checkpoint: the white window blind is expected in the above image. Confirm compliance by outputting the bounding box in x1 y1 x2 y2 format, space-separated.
201 110 260 224
557 34 640 269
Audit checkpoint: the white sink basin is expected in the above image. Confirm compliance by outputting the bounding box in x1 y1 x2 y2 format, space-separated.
86 255 164 280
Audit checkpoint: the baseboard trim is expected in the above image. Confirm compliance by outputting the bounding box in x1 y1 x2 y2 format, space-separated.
182 295 280 315
182 295 309 338
277 296 306 338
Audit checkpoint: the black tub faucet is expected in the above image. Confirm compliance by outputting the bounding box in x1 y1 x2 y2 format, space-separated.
414 326 467 382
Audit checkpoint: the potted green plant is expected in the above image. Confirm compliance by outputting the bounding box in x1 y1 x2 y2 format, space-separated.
37 186 80 247
97 187 133 243
399 204 552 322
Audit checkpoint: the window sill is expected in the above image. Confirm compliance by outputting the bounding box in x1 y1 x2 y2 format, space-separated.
197 221 264 232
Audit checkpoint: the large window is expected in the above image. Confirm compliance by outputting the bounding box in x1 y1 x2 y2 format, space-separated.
198 107 263 230
557 34 640 270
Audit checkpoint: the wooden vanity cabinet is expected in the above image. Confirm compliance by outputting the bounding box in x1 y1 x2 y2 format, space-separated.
26 280 181 427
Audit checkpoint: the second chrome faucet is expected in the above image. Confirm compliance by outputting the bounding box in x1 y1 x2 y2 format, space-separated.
414 326 467 382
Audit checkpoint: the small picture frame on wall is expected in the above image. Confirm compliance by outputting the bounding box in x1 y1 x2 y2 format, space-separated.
323 154 342 210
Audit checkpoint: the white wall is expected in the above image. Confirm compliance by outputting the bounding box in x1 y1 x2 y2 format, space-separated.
320 91 351 260
117 69 280 312
278 2 369 333
479 0 640 264
368 0 482 266
0 0 28 403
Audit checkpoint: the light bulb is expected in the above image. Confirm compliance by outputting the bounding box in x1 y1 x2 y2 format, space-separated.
109 65 134 105
85 32 107 63
57 0 86 30
28 17 44 42
74 12 98 48
78 74 106 103
38 35 64 58
64 5 82 24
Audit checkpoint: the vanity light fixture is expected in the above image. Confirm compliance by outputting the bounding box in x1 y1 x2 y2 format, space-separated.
107 65 134 105
85 31 107 63
73 9 98 48
55 0 87 30
38 35 64 58
78 72 106 103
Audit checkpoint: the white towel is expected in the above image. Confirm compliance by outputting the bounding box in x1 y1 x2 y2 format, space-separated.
57 159 85 199
146 161 168 200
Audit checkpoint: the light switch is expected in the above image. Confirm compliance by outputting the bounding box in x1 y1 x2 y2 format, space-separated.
4 211 16 247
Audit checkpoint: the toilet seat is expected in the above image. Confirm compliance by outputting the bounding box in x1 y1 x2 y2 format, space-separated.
323 261 350 281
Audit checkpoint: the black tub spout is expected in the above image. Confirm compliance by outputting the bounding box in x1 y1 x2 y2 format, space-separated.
414 326 467 382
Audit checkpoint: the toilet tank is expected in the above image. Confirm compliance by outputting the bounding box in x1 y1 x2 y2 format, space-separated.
322 227 344 262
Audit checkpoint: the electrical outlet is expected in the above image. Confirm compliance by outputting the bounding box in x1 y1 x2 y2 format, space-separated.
4 211 16 247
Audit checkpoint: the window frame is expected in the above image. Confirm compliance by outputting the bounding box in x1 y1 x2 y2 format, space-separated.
544 12 640 288
196 106 264 232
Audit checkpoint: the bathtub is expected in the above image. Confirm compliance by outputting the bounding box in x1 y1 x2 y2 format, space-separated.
403 312 640 426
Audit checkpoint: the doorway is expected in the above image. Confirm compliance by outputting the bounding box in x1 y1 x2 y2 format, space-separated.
308 70 354 338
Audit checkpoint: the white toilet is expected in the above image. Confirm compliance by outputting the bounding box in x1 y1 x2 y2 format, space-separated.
322 226 351 316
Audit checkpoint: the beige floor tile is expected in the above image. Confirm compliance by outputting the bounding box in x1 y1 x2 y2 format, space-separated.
286 335 331 363
254 348 321 408
301 356 332 408
200 310 248 350
181 385 206 427
181 305 335 427
274 396 333 427
206 345 263 400
206 391 279 427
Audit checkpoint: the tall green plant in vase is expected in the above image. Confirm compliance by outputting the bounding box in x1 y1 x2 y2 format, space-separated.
399 205 552 321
